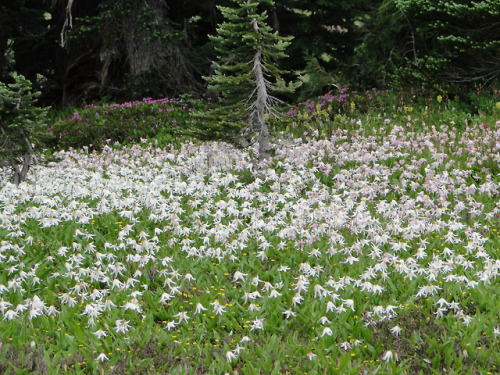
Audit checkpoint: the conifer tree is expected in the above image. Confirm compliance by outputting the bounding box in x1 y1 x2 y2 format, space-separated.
0 73 48 185
193 0 293 161
395 0 500 88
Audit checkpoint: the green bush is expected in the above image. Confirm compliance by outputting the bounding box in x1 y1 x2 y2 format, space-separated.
0 72 48 184
271 86 500 139
48 97 197 151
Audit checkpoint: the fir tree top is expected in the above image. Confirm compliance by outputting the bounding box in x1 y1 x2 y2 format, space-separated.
191 0 294 157
206 0 292 109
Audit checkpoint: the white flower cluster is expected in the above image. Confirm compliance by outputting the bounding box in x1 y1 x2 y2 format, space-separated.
0 122 498 365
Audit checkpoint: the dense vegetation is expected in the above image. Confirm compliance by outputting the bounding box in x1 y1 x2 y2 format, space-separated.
0 1 499 374
0 86 499 373
1 0 499 106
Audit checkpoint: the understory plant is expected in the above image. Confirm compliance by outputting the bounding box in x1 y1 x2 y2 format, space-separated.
191 0 294 160
0 73 48 185
48 97 195 151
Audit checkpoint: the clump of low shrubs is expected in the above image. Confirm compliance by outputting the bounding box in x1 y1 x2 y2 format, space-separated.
44 86 500 152
47 97 198 151
270 86 500 139
0 73 48 184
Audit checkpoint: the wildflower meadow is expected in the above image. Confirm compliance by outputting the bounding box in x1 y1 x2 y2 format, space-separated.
0 94 499 374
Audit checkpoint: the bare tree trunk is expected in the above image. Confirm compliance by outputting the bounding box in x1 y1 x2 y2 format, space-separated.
251 47 271 161
10 154 31 185
258 118 271 161
10 128 34 185
60 0 75 47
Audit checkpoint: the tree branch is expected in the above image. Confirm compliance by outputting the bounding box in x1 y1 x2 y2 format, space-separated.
60 0 74 47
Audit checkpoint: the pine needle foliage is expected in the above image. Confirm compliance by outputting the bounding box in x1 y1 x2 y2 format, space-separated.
395 0 500 88
191 0 293 156
0 73 48 185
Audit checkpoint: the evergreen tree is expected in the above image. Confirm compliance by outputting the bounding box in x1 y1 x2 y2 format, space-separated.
395 0 500 89
274 0 369 92
0 73 48 185
353 0 408 88
193 0 293 160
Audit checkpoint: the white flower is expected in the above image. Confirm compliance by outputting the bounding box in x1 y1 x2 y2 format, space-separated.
269 289 281 298
123 300 142 313
319 316 331 325
159 292 174 304
214 304 226 315
309 248 321 258
195 303 207 314
314 284 326 299
340 341 352 351
233 344 244 354
342 299 355 311
283 309 296 319
436 298 450 308
390 326 402 336
93 329 107 339
31 296 46 310
337 305 347 314
326 301 336 313
29 307 43 320
251 276 261 286
352 339 364 346
462 315 472 327
115 319 130 334
103 298 116 310
307 351 317 360
256 251 267 261
292 293 303 306
248 303 260 312
165 320 177 331
434 307 447 318
321 327 333 337
385 305 399 316
240 336 251 343
3 309 18 320
249 291 261 299
250 318 264 331
15 304 27 313
416 285 441 298
226 351 237 362
233 271 248 282
382 350 397 362
294 278 308 293
96 353 109 362
449 301 460 311
493 327 500 337
174 311 190 324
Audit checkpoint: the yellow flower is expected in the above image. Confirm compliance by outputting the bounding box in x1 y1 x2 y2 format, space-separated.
437 95 443 103
495 101 500 110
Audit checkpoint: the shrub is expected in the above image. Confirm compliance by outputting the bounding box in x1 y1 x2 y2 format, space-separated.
48 97 196 151
271 86 500 139
0 73 48 184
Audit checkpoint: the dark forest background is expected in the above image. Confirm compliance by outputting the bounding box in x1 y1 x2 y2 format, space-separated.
1 0 499 108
